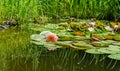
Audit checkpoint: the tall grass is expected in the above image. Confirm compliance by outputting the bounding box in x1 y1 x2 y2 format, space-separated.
0 0 119 25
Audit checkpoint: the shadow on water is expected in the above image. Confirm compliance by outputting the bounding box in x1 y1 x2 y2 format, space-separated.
9 48 120 71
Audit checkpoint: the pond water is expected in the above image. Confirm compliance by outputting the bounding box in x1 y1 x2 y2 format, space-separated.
9 49 120 71
1 21 120 71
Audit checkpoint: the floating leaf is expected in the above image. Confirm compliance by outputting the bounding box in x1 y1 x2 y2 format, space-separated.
59 35 86 41
55 42 72 48
45 43 62 49
113 36 120 41
100 40 116 45
72 36 86 41
70 45 90 50
85 48 105 54
108 54 120 60
39 31 52 36
30 34 45 41
91 40 115 47
62 41 73 44
57 30 73 36
109 45 120 48
104 35 114 40
92 41 109 47
72 43 94 48
92 34 105 40
73 31 85 36
58 35 71 41
104 40 117 44
30 41 47 45
98 47 120 54
112 42 120 46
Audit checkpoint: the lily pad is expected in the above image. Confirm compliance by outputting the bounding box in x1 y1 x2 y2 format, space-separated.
71 36 86 41
108 54 120 60
113 36 120 41
99 40 116 45
62 41 73 44
92 34 105 40
104 40 117 44
58 35 71 41
85 48 105 54
39 31 52 36
112 42 120 46
91 41 109 47
72 31 85 36
109 45 120 48
44 43 62 48
55 42 72 48
104 35 114 40
92 40 115 47
70 45 91 50
72 43 94 48
30 41 47 45
55 41 86 50
98 46 120 54
30 34 45 41
57 30 73 36
59 35 86 41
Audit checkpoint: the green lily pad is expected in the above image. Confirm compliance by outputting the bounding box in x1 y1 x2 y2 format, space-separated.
30 34 45 41
55 41 84 50
71 36 86 41
108 54 120 60
85 48 105 54
55 42 72 48
30 41 47 45
91 40 115 47
92 41 109 47
109 45 120 48
113 36 120 41
57 31 73 36
59 35 86 41
112 42 120 46
103 40 117 44
72 43 94 48
70 45 90 50
98 47 120 54
44 43 62 48
62 41 73 44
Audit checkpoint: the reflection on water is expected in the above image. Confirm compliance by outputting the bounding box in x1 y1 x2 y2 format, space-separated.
7 49 120 71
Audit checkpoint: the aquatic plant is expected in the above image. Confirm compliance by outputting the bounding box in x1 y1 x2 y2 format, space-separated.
46 33 58 42
108 54 120 60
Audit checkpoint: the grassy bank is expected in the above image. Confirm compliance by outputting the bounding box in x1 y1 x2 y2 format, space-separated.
0 0 119 25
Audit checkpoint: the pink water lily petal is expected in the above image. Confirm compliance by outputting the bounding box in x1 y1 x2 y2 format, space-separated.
46 33 58 42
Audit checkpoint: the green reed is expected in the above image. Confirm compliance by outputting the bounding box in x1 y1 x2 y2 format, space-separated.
0 0 119 25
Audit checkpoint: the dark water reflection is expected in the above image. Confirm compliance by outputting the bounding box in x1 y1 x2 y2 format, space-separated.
9 49 120 71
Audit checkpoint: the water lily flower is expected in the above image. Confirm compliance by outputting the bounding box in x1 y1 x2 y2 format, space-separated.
46 33 58 42
88 27 94 32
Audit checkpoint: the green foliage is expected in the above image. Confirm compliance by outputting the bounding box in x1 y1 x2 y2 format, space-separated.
108 54 120 60
0 0 119 25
